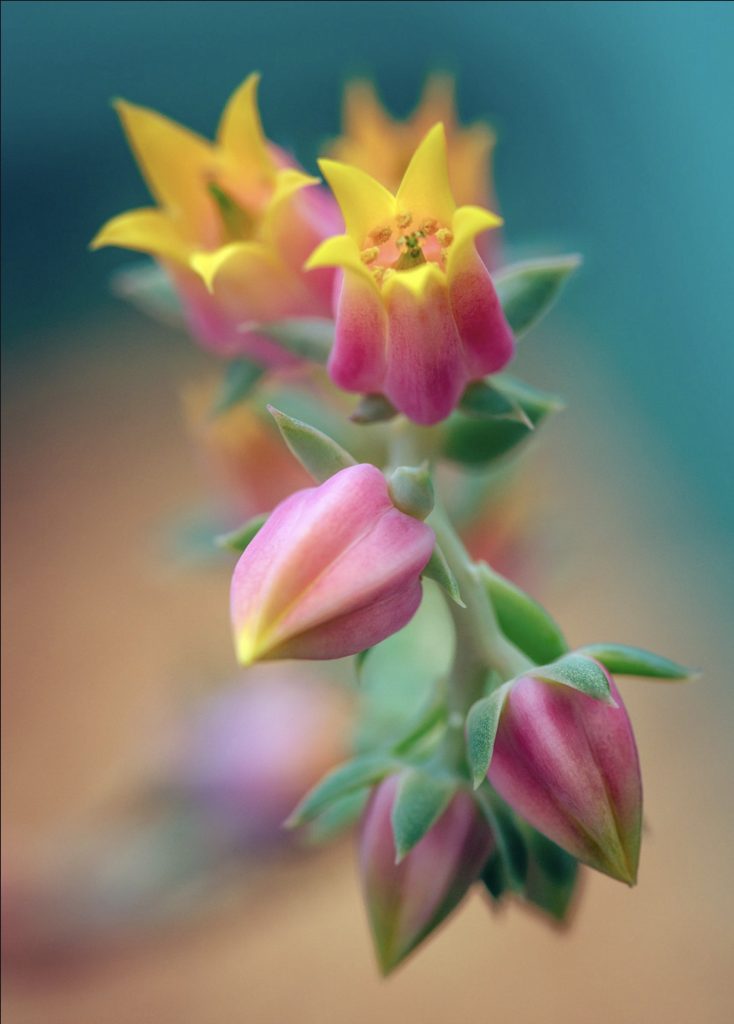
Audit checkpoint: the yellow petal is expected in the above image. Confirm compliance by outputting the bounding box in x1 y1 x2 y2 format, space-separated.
382 261 445 300
318 159 395 244
395 123 456 228
189 241 271 293
216 72 276 179
90 207 191 263
262 167 320 238
341 79 393 140
114 99 216 237
447 204 503 276
416 75 457 131
305 234 377 287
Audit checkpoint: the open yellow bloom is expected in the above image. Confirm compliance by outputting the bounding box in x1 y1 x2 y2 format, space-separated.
91 75 339 365
328 76 499 263
307 124 514 425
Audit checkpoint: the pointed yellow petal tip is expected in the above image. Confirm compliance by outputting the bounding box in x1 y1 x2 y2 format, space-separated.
235 628 262 667
317 159 395 243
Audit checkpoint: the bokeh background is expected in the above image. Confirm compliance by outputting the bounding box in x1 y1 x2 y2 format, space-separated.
2 2 733 1023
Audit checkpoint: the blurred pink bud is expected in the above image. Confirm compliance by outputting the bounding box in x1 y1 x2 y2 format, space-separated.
488 669 642 884
360 776 495 973
171 669 352 842
230 464 434 664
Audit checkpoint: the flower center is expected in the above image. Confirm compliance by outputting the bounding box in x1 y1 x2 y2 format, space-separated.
359 212 453 285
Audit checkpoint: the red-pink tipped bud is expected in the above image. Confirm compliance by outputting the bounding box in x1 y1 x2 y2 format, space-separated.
488 668 642 884
359 776 495 974
230 464 434 664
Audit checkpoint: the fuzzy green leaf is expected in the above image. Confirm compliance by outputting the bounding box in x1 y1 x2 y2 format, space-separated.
442 375 563 468
480 563 568 665
254 318 334 363
210 359 265 417
302 789 369 846
215 512 268 553
459 380 533 427
422 544 465 607
494 255 581 337
466 683 513 788
390 768 457 862
477 787 528 895
579 643 696 681
285 754 397 829
519 823 580 923
532 653 616 704
268 405 357 482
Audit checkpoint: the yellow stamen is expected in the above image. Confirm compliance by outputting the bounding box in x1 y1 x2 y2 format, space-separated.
396 211 413 229
360 246 380 264
421 218 439 235
369 225 393 245
436 228 454 247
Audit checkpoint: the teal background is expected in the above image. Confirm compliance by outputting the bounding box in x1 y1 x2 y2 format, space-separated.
3 0 733 544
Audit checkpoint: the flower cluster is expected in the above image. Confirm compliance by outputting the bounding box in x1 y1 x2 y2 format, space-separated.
95 74 690 975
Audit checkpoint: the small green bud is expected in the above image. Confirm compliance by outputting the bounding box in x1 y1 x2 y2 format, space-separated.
387 464 434 520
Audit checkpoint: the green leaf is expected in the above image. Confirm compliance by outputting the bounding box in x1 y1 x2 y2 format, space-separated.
110 262 184 326
268 405 357 482
579 643 697 681
351 393 398 424
302 789 369 846
459 380 533 428
215 512 268 553
477 787 528 894
494 255 581 337
519 823 580 923
210 359 265 417
532 653 616 704
466 683 513 788
354 646 373 682
285 754 397 829
479 563 568 665
255 318 334 363
390 769 457 862
421 544 465 607
442 375 563 468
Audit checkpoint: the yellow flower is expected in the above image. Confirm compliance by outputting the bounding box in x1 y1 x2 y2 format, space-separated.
328 75 498 226
307 124 513 425
91 75 339 364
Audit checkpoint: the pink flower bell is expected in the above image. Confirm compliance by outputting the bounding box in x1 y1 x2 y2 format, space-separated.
230 464 434 664
307 123 514 424
359 776 495 973
488 668 642 884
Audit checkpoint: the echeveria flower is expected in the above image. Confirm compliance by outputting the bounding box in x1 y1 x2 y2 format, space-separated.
360 775 495 973
92 74 339 364
307 124 514 424
328 76 499 246
230 464 434 664
488 668 642 884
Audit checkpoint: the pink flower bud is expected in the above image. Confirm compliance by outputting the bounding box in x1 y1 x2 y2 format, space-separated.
230 464 434 664
359 776 495 973
488 669 642 884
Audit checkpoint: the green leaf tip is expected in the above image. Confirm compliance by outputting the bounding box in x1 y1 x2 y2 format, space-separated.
579 643 698 681
267 404 357 483
494 254 582 337
285 754 396 829
390 769 457 862
209 358 265 418
215 512 268 553
531 653 616 705
466 683 512 788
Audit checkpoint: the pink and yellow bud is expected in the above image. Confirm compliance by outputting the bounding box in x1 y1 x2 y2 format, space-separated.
359 776 495 974
307 124 514 425
488 668 642 884
230 464 434 664
91 74 340 364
